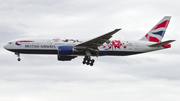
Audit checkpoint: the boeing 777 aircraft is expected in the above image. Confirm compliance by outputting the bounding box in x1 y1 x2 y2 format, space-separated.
4 16 175 66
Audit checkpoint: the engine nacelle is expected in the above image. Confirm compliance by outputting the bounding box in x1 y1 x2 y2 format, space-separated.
57 55 77 61
58 46 74 54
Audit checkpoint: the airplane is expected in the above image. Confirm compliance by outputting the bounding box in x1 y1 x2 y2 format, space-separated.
4 16 175 66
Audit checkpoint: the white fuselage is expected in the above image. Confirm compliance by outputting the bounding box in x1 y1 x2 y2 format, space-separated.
4 38 165 56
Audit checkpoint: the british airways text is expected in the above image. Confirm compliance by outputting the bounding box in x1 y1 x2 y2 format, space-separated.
25 45 56 48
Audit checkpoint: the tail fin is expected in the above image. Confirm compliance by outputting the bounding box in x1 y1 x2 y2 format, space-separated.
140 16 171 43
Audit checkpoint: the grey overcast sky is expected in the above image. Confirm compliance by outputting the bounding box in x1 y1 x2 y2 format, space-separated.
1 0 180 101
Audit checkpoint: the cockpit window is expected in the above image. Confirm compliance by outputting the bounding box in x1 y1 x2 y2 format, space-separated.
8 42 12 44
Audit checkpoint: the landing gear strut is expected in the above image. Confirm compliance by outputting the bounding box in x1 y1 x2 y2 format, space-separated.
15 53 21 61
82 56 95 66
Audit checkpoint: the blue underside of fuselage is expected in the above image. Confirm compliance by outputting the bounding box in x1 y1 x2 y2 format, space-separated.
7 49 143 56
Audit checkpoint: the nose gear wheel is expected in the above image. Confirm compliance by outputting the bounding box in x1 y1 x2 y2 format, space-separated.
15 53 21 61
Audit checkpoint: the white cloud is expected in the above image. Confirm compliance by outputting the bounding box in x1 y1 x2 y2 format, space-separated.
0 79 180 101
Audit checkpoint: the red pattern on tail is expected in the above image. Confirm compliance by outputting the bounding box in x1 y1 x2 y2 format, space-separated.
153 20 169 30
145 34 161 42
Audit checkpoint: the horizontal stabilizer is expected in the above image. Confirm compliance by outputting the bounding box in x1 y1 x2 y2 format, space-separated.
149 40 175 47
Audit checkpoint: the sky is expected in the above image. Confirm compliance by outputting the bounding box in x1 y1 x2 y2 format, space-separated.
0 0 180 101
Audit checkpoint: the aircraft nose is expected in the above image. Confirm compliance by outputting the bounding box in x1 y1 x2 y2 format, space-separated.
4 45 7 49
4 44 9 50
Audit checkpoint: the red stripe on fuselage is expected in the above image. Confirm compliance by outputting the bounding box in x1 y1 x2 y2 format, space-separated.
17 41 34 43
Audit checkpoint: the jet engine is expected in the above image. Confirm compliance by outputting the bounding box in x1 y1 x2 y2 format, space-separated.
58 46 74 54
57 55 77 61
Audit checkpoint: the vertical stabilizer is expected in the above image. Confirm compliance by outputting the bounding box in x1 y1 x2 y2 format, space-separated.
140 16 171 42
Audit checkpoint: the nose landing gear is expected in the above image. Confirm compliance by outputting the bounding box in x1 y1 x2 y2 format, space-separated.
82 56 95 66
15 53 21 61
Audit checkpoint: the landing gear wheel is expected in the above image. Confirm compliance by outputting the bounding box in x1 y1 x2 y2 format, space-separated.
91 59 95 63
90 59 95 66
82 56 95 66
17 58 21 61
87 59 90 65
90 63 93 66
15 53 21 61
82 61 86 64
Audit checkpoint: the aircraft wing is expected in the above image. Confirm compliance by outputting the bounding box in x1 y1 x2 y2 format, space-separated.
75 29 121 50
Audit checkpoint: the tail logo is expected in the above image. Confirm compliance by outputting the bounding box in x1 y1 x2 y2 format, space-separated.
146 19 170 42
141 16 171 43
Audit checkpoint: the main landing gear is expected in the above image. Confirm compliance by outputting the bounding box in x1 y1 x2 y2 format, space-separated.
15 53 21 61
82 56 95 66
